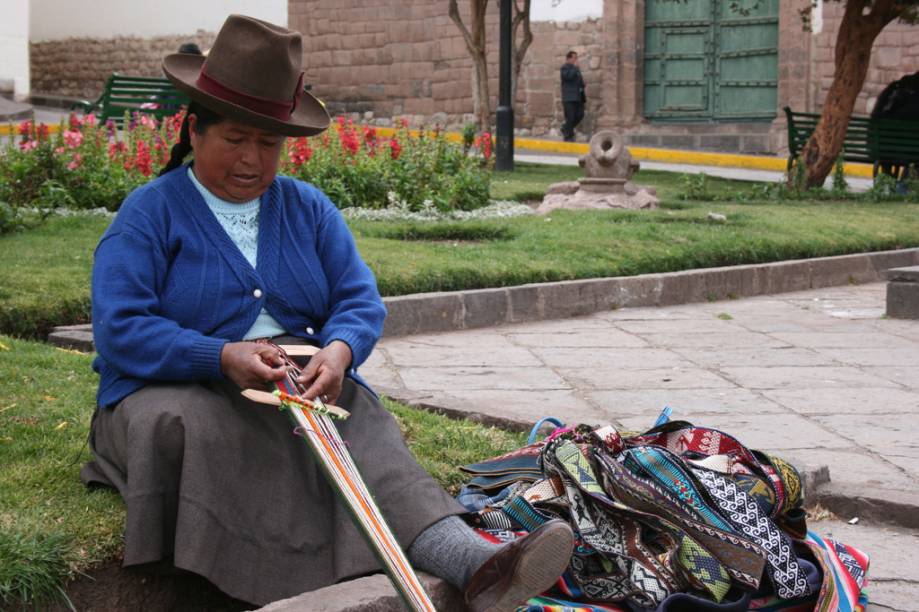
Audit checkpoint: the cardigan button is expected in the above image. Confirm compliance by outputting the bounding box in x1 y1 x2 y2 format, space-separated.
305 327 315 335
253 288 263 299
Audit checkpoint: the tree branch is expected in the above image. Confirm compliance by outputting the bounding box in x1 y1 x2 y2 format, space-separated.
512 0 533 72
448 0 479 55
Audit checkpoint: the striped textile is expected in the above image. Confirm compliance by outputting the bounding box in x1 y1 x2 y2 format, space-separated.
268 342 436 612
804 531 870 612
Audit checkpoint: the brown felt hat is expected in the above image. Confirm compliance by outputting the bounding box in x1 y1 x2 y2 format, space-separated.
163 14 329 137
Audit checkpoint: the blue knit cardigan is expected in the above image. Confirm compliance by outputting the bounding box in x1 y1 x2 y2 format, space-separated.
91 165 386 408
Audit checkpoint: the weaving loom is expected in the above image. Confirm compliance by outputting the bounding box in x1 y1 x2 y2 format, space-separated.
242 342 436 612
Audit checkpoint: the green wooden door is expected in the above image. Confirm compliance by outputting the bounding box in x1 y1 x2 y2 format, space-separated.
643 0 778 121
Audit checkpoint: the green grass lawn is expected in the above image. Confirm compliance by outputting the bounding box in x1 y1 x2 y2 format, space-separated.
0 334 525 608
3 164 919 339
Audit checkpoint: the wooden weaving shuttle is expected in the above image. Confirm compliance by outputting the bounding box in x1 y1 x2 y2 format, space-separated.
276 344 320 357
241 388 351 420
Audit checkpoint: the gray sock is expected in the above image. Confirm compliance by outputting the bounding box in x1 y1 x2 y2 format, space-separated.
408 515 503 590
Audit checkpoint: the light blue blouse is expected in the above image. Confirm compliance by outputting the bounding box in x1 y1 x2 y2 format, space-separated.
188 167 287 340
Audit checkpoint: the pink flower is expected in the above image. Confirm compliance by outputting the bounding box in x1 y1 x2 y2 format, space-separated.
55 146 65 155
19 139 38 151
83 113 97 126
140 115 158 130
67 153 83 170
63 129 83 148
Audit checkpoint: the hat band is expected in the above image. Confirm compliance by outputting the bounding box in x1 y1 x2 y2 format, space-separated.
196 69 303 121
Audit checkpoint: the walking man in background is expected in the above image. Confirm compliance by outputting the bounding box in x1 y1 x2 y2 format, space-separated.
560 50 586 142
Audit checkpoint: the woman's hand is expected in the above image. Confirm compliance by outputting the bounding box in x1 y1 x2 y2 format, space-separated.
221 341 287 390
297 340 352 404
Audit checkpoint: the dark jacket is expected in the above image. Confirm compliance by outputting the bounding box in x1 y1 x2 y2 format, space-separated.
561 63 586 103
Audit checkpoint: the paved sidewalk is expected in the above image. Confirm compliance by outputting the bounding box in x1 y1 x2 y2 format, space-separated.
365 282 919 520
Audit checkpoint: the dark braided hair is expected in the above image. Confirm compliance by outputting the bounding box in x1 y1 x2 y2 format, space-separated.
159 102 224 177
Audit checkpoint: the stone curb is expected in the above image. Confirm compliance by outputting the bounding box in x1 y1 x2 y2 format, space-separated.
380 247 919 337
255 572 462 612
814 485 919 530
47 247 919 351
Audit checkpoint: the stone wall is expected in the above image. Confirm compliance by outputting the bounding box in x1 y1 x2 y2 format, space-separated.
30 31 216 99
289 0 604 136
811 3 919 116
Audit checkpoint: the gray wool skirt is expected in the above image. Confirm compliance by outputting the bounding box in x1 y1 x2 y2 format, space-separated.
81 364 464 606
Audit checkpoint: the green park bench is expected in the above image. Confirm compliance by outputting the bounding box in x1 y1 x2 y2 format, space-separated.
784 106 919 179
71 74 190 125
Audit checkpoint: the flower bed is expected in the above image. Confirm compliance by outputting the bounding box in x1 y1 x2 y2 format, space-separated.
0 112 493 233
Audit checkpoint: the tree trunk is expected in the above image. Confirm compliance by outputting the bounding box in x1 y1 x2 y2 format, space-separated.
473 55 492 129
800 0 900 187
449 0 492 130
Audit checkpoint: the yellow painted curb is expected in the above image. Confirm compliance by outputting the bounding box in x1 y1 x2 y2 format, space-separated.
514 134 874 179
0 123 61 136
368 125 874 179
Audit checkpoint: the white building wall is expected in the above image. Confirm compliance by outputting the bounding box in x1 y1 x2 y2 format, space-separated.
30 0 287 41
531 0 603 23
0 0 30 96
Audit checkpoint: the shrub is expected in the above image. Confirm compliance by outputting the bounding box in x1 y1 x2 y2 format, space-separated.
1 114 494 214
282 118 493 212
0 114 172 211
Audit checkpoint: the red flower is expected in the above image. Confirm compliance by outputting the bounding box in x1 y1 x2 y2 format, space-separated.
134 140 153 176
363 126 378 155
17 120 32 137
340 123 360 156
475 132 493 161
287 137 312 167
108 141 127 160
389 138 402 160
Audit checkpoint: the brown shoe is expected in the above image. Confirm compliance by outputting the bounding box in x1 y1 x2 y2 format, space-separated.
464 519 575 612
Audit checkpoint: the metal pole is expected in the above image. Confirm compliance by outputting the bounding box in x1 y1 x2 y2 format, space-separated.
495 0 514 171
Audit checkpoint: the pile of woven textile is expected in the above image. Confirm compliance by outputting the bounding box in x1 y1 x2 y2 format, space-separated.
456 417 870 611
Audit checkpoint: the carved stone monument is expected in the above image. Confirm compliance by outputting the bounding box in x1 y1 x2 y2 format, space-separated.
537 130 659 214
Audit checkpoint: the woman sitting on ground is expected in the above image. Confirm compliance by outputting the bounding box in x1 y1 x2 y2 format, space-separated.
82 14 573 611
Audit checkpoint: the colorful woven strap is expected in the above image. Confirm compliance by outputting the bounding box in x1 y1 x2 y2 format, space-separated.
503 495 552 532
548 441 686 607
677 535 732 603
692 467 810 599
592 447 767 590
623 446 736 533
